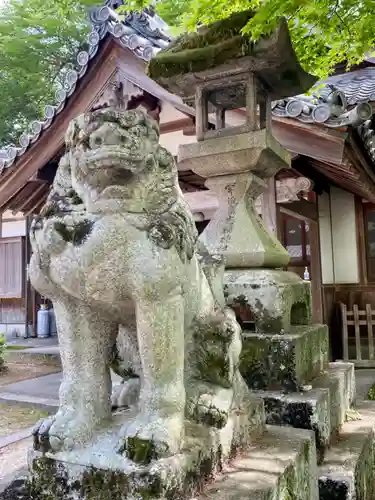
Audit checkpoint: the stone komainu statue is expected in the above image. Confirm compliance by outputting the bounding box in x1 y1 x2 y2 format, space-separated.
29 107 247 464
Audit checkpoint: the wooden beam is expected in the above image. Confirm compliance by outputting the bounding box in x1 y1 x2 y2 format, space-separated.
279 199 318 222
159 117 194 134
233 108 347 166
116 45 196 119
182 124 196 136
272 118 346 166
25 196 47 216
17 183 48 213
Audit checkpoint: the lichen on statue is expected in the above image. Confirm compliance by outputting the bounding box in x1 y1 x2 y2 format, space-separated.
28 106 247 466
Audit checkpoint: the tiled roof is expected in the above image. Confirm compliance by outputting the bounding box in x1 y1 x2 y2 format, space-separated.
271 73 375 164
272 83 373 128
1 2 375 176
324 68 375 105
90 1 171 61
0 0 171 175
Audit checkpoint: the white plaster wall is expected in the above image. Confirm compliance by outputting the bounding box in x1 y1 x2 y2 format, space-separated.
318 192 334 284
160 130 197 158
330 187 359 283
2 219 26 237
1 211 26 237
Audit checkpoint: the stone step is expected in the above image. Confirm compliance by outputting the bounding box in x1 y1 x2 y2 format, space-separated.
253 362 356 465
240 324 329 391
255 387 329 466
318 401 375 500
196 425 319 500
28 393 266 499
312 362 355 436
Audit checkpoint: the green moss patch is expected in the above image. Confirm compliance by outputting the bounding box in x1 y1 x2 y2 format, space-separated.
367 383 375 400
240 325 328 391
54 219 93 246
148 10 254 80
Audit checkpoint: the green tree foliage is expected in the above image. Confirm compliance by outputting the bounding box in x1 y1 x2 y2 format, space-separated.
1 0 375 146
122 0 375 80
0 0 100 146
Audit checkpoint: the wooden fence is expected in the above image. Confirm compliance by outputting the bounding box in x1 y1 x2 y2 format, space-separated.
340 302 375 367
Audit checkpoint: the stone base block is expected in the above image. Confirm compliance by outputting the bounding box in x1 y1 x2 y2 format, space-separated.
312 362 355 435
27 397 265 500
318 401 375 500
256 387 330 465
254 362 356 465
197 425 319 500
240 324 329 391
225 269 312 333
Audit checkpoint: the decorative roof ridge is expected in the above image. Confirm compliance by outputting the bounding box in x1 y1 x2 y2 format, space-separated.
0 1 172 176
358 119 375 165
272 82 375 167
271 84 373 129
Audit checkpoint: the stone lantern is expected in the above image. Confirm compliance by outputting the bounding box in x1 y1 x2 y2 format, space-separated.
149 12 318 334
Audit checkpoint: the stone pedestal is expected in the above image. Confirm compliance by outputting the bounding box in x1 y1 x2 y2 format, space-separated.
27 397 265 500
240 325 329 391
225 269 312 333
179 129 290 270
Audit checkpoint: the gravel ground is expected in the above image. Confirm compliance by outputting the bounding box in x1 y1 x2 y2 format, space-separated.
0 438 31 482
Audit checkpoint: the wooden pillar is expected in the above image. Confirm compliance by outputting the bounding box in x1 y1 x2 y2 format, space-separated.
310 220 323 323
310 193 323 323
24 217 32 337
355 196 367 285
31 287 37 337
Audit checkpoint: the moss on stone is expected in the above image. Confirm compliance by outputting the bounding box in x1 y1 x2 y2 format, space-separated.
240 326 328 391
28 433 230 499
67 189 83 205
123 435 161 465
148 10 254 81
54 219 93 246
240 335 297 391
367 382 375 400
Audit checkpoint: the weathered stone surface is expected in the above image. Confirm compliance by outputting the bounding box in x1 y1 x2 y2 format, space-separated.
240 325 329 391
318 401 375 500
312 362 355 435
254 363 356 466
27 397 265 500
196 425 319 500
149 13 317 101
256 388 330 465
225 269 312 332
179 131 290 269
178 129 290 178
26 107 265 495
